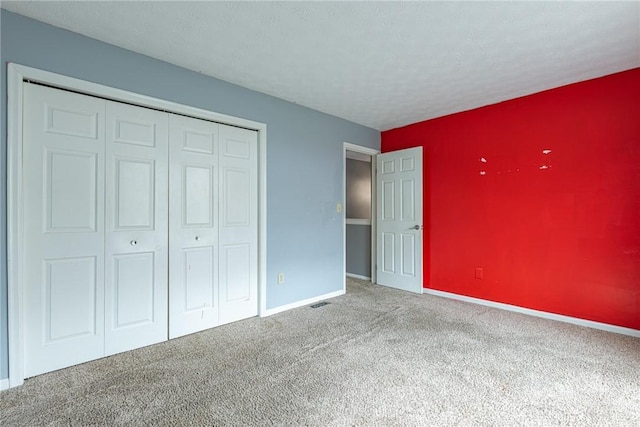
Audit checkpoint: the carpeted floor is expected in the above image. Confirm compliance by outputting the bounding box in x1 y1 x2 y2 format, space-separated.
1 277 639 426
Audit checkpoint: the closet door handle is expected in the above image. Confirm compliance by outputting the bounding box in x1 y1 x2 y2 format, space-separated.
130 240 138 246
195 236 200 241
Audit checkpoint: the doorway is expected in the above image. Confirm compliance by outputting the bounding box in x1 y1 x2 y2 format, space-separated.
343 143 379 285
343 143 424 294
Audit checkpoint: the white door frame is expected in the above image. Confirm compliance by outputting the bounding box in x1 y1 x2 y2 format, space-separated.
7 63 268 388
343 142 379 291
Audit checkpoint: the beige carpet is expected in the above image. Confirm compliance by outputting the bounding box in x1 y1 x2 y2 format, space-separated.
1 277 639 426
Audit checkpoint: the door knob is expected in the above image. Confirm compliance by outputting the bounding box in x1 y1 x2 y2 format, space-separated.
195 236 200 241
409 225 421 230
130 240 138 246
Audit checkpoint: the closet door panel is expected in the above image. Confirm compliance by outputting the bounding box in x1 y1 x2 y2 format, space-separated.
169 115 219 338
219 125 258 325
105 101 169 355
23 83 106 378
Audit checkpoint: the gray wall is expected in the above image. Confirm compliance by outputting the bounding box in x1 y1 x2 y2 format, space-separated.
346 225 371 278
0 10 380 379
345 158 372 278
345 158 372 220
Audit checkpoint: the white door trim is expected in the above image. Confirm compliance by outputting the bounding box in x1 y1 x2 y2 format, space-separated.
7 63 268 388
343 142 379 292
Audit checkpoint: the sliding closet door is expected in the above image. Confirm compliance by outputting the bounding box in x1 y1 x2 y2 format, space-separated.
168 115 220 338
218 125 258 325
23 83 106 377
104 101 169 355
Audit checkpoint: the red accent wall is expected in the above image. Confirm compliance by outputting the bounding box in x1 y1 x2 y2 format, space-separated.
382 68 640 330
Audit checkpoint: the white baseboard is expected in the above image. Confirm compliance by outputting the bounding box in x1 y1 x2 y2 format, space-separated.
346 273 371 281
0 378 9 391
424 288 640 338
261 289 345 317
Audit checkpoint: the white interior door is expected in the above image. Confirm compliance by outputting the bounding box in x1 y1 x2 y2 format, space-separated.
376 147 423 293
218 124 258 324
168 114 220 338
23 83 106 377
104 101 169 354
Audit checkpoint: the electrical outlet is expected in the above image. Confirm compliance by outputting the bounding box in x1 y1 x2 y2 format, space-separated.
278 273 285 284
475 268 484 280
336 203 343 213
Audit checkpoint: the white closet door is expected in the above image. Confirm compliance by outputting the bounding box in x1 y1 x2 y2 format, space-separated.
23 83 106 377
104 101 169 355
168 115 220 338
21 81 260 378
218 124 258 325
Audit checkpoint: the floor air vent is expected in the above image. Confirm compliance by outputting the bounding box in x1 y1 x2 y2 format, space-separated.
310 302 330 309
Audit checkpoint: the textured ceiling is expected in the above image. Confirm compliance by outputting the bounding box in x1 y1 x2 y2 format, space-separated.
2 1 639 131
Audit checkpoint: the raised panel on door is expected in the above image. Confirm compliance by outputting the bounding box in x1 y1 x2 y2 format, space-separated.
219 124 258 325
400 233 416 277
114 158 155 229
382 180 395 221
112 253 155 328
45 150 98 232
105 101 168 355
401 179 415 221
376 147 423 294
174 246 217 335
382 232 395 274
23 83 106 377
169 114 219 338
183 165 214 227
45 257 98 341
222 244 251 302
183 247 215 310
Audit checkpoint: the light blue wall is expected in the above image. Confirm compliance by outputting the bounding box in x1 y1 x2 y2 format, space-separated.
0 10 380 379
